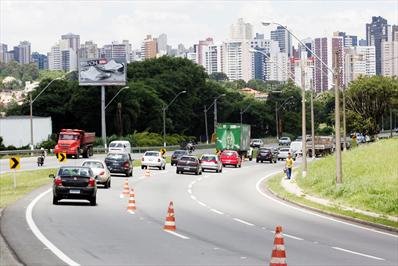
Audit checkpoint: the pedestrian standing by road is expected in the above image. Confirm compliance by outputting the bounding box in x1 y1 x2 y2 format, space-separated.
285 152 294 180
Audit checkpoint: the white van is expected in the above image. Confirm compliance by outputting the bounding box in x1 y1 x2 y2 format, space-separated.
108 140 131 154
289 141 302 156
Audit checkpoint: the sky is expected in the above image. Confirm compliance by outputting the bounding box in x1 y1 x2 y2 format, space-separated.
1 0 397 54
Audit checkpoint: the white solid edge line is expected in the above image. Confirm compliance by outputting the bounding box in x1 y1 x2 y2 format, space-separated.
190 195 197 200
233 218 255 226
197 201 207 207
187 189 192 194
210 209 224 215
256 172 398 238
332 247 385 261
163 230 190 239
283 233 304 240
26 188 80 266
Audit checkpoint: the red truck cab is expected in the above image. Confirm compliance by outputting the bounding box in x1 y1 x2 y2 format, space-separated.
54 129 95 158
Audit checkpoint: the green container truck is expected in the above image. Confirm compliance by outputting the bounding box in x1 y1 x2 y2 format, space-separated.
216 123 251 156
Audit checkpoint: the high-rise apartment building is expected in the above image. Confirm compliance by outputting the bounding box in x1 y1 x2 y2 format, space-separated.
157 33 168 55
61 33 80 53
222 41 252 82
271 26 292 57
196 38 213 66
366 16 390 74
332 35 345 87
32 52 48 69
13 41 31 64
358 39 367 46
141 35 157 59
0 43 7 63
313 37 329 92
100 41 131 62
344 46 376 83
61 48 77 71
80 41 99 59
249 36 281 81
203 44 223 74
230 18 253 40
290 56 315 90
48 43 62 70
381 39 398 77
336 31 358 47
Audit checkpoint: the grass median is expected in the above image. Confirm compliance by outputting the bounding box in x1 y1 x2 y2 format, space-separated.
266 139 398 228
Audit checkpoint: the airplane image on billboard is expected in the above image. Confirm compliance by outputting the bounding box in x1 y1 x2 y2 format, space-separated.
79 58 126 86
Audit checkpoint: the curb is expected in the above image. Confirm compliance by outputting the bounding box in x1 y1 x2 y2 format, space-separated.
0 208 24 266
263 176 398 234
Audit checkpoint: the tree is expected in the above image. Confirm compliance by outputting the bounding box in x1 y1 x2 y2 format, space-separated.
209 72 228 81
345 75 398 136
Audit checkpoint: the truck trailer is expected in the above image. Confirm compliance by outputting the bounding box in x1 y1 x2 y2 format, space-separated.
216 123 251 157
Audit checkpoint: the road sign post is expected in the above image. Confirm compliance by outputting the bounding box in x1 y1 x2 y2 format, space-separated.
9 157 20 189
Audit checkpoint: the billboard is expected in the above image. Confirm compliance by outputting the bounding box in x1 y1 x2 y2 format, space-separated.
79 58 126 86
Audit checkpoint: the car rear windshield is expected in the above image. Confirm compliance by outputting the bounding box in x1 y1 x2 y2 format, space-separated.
59 167 91 177
222 151 236 156
202 155 216 160
107 153 127 160
145 152 160 156
280 148 290 152
259 149 270 152
82 161 104 169
173 150 186 155
180 156 197 162
110 143 124 147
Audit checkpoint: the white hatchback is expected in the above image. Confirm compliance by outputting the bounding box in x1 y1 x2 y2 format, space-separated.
141 151 166 170
200 154 223 173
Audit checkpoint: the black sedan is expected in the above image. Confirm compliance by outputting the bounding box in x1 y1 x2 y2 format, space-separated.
51 166 97 205
256 148 277 163
176 156 202 175
170 150 189 166
104 152 133 176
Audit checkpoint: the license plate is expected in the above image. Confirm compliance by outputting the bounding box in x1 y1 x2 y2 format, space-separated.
184 167 190 170
69 190 80 194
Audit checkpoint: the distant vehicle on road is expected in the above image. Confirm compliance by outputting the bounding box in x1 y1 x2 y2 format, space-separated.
54 129 95 159
220 150 242 168
50 166 97 205
82 160 111 188
140 151 166 170
108 140 131 154
104 152 133 176
290 141 303 156
171 150 189 166
256 147 277 163
176 156 202 175
306 136 334 157
278 137 291 146
278 147 296 161
200 154 223 173
250 139 263 148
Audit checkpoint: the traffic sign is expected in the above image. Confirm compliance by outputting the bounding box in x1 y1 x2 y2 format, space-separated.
58 152 67 163
9 157 20 170
160 148 166 155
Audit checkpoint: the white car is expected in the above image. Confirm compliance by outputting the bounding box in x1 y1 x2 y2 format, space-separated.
141 151 166 170
108 140 131 153
289 141 302 156
250 139 263 148
277 147 296 161
82 160 111 188
200 154 223 173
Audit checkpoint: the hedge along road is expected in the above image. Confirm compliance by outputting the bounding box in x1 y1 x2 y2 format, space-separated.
1 158 397 265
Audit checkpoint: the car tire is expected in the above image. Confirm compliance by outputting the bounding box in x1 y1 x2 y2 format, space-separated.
158 166 162 170
104 180 109 188
219 168 222 173
52 196 58 205
141 166 144 170
199 170 202 175
239 163 241 168
108 180 111 188
90 196 96 206
176 170 179 174
222 164 225 167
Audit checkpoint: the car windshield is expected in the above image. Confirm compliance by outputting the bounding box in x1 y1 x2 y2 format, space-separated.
202 155 216 160
110 143 124 147
59 134 78 140
180 156 196 162
107 153 127 160
145 152 159 157
222 151 236 156
281 137 289 140
260 149 270 152
59 167 91 177
82 161 104 169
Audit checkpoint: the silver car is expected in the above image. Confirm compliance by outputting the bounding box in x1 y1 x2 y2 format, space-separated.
200 154 223 173
82 160 111 188
141 151 166 170
277 148 296 161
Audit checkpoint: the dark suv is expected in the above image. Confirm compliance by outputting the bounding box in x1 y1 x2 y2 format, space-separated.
176 156 202 175
256 148 277 163
171 150 189 166
51 166 97 205
105 152 133 176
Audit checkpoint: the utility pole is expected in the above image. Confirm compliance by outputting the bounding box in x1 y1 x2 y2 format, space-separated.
30 93 33 149
204 105 209 144
343 87 347 151
213 98 217 135
334 52 342 184
390 107 393 138
310 88 315 159
275 102 279 140
101 85 107 149
301 61 307 177
162 106 166 147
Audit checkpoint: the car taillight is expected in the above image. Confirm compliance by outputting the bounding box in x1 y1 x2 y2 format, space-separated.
99 171 105 176
88 178 96 187
211 160 217 163
54 177 62 186
124 162 130 168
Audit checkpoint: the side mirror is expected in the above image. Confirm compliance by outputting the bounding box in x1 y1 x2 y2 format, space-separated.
49 174 55 178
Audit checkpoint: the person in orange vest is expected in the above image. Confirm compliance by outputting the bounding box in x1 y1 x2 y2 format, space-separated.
285 152 294 180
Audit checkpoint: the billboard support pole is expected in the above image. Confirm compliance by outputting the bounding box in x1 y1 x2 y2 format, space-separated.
101 85 107 150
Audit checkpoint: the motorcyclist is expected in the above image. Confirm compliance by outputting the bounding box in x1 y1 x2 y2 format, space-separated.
37 148 46 166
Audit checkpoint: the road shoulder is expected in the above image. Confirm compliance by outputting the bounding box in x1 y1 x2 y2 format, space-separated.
0 209 23 266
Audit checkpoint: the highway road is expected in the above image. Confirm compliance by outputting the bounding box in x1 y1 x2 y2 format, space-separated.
1 158 397 265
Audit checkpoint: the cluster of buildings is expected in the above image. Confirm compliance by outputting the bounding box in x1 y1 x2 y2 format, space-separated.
0 16 397 93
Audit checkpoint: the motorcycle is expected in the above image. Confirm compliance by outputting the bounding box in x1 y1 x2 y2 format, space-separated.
37 155 45 166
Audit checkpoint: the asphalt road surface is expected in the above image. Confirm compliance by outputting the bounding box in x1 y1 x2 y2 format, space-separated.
2 158 397 265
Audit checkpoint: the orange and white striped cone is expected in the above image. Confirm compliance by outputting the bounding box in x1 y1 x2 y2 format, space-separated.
163 201 176 231
144 169 151 177
127 188 136 214
269 225 287 266
120 178 130 198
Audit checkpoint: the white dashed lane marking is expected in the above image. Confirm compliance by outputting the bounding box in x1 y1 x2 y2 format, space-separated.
233 218 255 226
332 247 385 261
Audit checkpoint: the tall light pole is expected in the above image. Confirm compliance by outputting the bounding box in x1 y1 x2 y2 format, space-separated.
240 103 252 124
30 75 67 149
163 90 187 147
263 21 342 184
275 96 294 140
310 81 315 159
204 105 209 144
213 94 226 136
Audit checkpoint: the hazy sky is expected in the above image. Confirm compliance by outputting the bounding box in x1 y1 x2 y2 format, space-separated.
1 0 397 54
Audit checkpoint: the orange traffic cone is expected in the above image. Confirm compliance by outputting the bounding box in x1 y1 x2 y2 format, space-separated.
269 225 287 266
127 188 136 214
163 201 176 231
144 169 151 177
120 178 130 198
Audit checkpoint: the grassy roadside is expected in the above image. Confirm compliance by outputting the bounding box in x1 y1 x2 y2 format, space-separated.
0 169 55 208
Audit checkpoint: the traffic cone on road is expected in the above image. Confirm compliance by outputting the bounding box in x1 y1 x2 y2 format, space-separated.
120 178 130 198
163 201 176 231
269 225 287 266
144 169 151 177
126 188 136 214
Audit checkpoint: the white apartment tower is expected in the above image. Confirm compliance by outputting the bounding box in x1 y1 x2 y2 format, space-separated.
230 18 253 40
381 30 398 77
222 41 252 82
48 43 62 70
344 46 376 83
204 44 223 74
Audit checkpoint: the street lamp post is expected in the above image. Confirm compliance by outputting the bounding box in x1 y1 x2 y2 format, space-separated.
240 103 252 124
274 96 294 141
30 76 64 149
263 21 342 184
204 105 209 144
213 94 226 136
163 90 187 147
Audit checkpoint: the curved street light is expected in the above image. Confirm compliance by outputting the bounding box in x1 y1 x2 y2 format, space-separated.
163 90 187 147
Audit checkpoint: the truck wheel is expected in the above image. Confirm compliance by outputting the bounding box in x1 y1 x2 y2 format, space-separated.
75 150 80 159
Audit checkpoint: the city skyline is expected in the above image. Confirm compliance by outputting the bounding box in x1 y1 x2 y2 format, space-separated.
1 0 397 53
